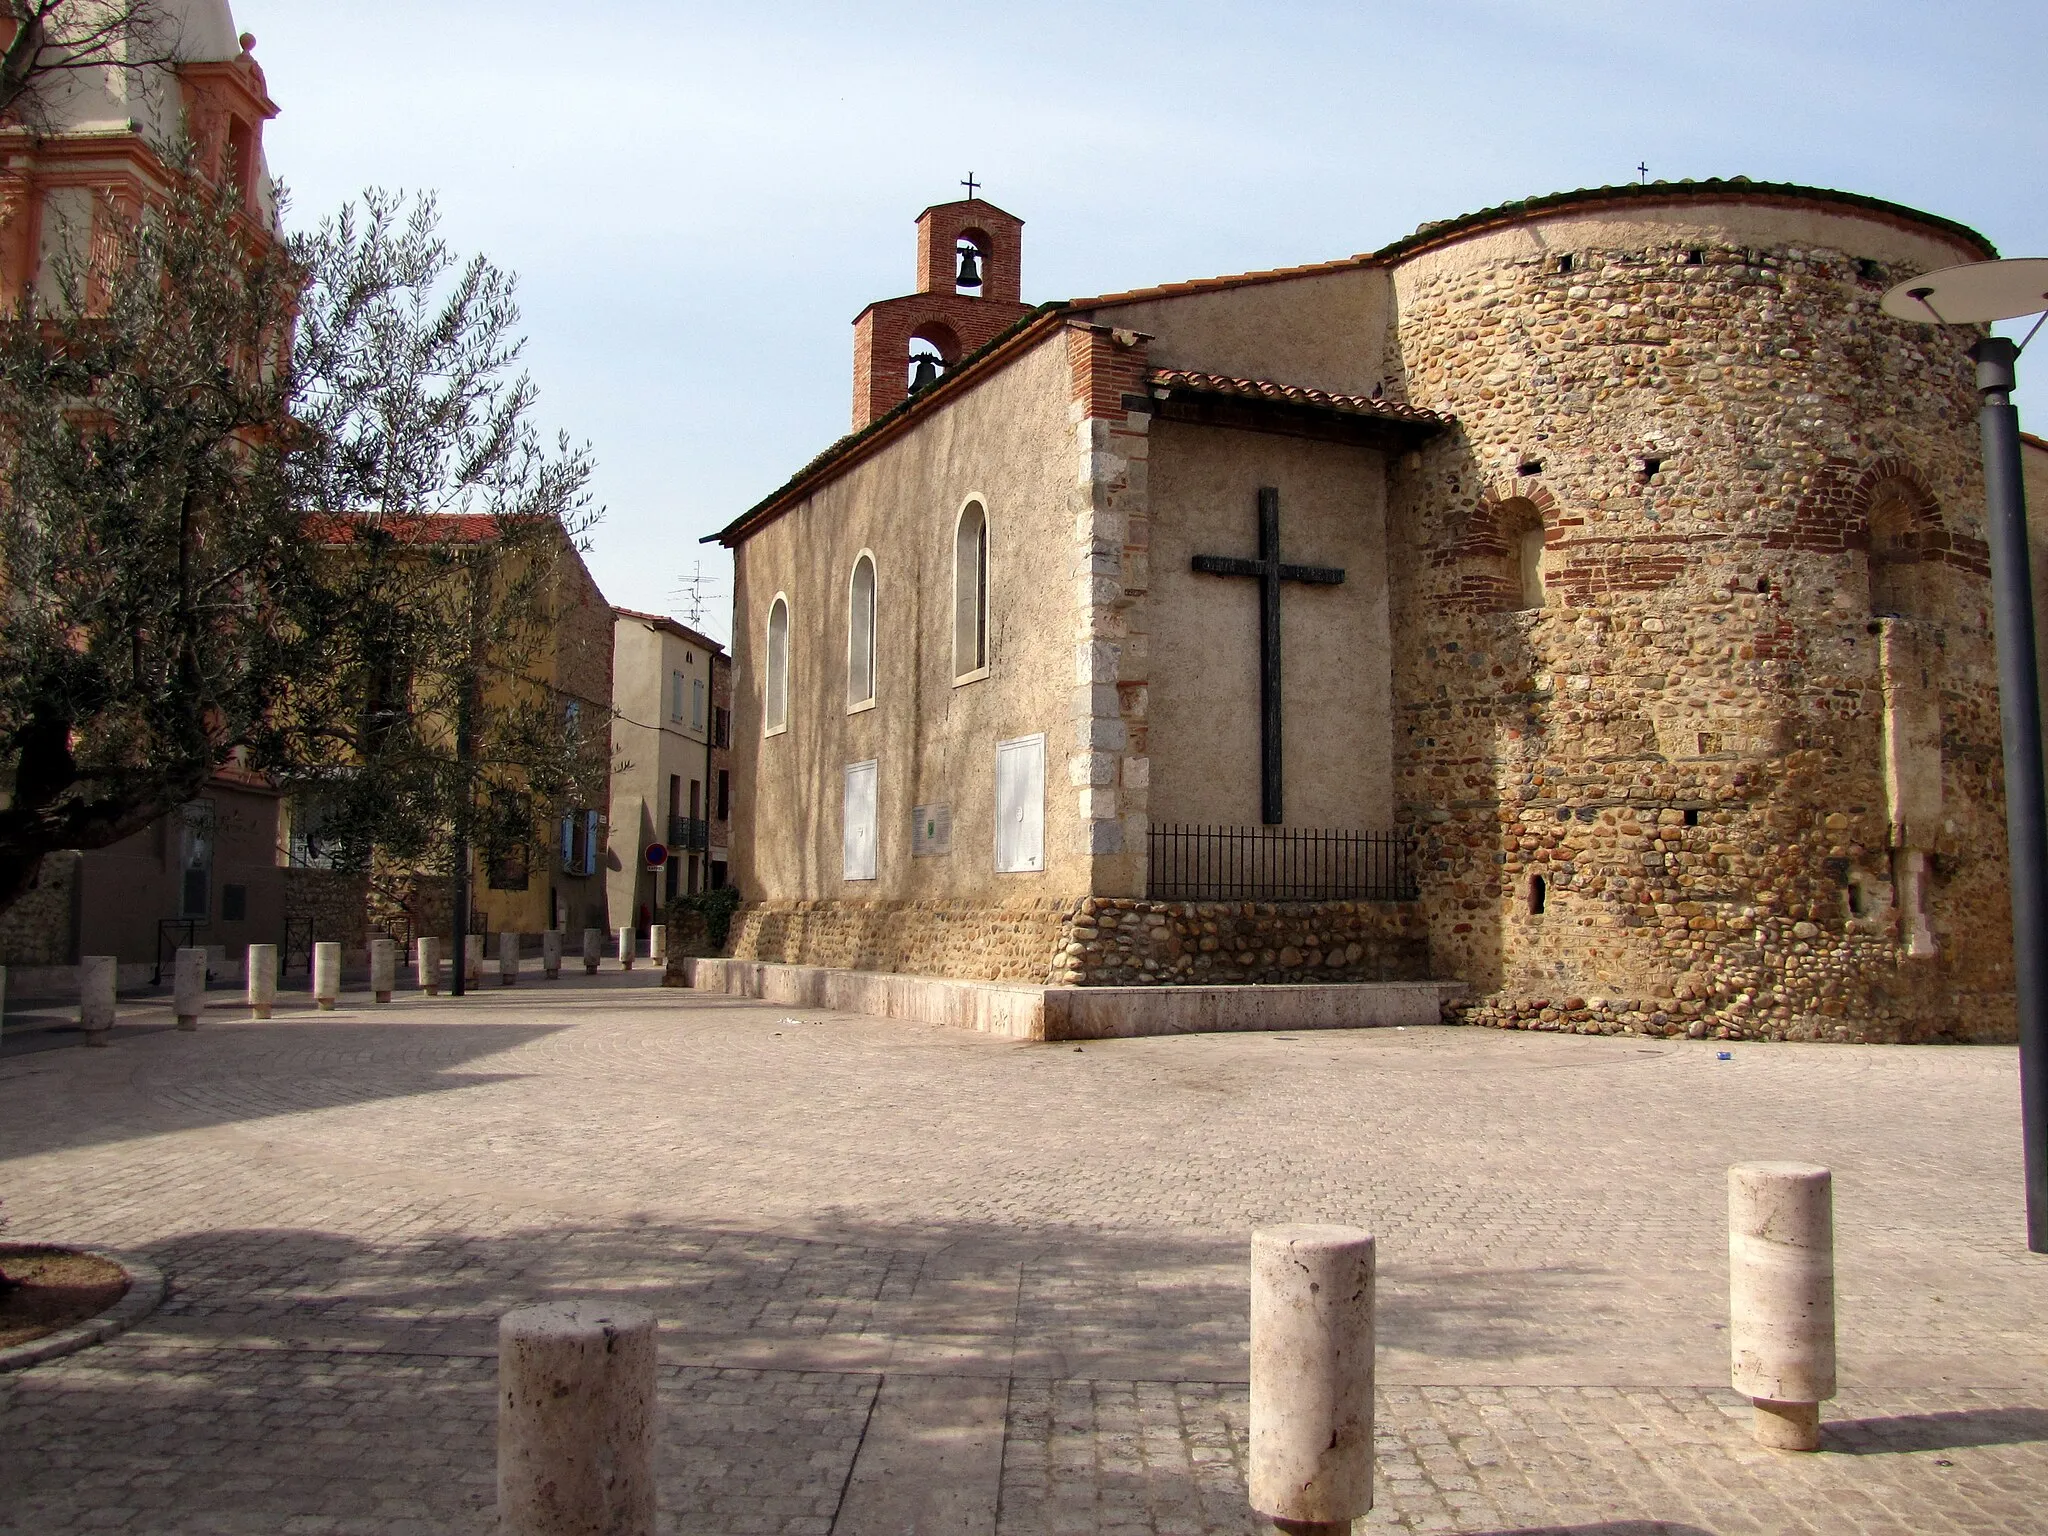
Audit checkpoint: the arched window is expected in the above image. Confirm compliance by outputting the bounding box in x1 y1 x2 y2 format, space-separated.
1867 477 1940 620
847 554 876 709
954 500 989 679
764 594 789 734
1500 497 1548 610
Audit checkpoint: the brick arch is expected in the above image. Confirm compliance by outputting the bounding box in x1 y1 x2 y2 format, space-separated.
1776 456 1987 579
1432 481 1561 611
910 320 963 366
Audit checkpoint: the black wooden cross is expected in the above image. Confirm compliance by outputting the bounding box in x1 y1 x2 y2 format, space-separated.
1191 486 1344 825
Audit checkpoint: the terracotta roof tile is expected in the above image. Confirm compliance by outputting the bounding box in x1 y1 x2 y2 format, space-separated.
1149 369 1451 427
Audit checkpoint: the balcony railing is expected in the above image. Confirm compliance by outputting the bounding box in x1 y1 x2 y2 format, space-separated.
1146 823 1417 902
668 815 709 850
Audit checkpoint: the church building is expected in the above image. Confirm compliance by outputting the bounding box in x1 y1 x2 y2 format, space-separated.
709 180 2017 1044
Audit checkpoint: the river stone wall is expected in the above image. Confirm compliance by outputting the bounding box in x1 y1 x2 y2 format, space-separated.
1386 203 2011 1042
727 896 1432 989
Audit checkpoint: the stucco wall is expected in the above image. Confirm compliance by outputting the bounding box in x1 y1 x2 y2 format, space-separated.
1092 265 1392 398
1143 421 1393 829
607 614 721 930
731 331 1083 905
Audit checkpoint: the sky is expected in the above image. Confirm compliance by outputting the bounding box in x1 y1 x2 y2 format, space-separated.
234 0 2048 644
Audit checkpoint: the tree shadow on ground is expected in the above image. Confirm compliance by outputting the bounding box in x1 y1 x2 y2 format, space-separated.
1463 1526 1714 1536
0 1018 567 1158
1823 1405 2048 1453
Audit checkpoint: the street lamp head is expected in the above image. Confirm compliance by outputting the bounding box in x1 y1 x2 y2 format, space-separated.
1882 258 2048 325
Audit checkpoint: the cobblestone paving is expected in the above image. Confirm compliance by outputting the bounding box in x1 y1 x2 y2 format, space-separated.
1 974 2044 1532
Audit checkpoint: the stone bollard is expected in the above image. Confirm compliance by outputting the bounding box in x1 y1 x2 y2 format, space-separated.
617 926 635 971
247 943 278 1019
649 924 667 965
173 945 208 1030
313 942 341 1010
1730 1162 1836 1451
582 928 601 975
1249 1225 1376 1534
465 934 484 987
498 1300 658 1536
370 938 397 1003
416 935 442 997
542 929 563 979
500 930 521 986
79 955 117 1046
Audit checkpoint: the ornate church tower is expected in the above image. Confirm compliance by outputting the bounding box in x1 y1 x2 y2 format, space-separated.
849 194 1031 429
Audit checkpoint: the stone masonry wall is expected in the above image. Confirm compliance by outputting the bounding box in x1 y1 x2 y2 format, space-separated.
1386 212 2011 1043
730 899 1077 983
1048 897 1430 987
0 850 77 965
730 895 1431 988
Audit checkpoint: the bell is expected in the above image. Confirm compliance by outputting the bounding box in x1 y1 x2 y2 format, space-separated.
909 353 941 392
956 243 983 289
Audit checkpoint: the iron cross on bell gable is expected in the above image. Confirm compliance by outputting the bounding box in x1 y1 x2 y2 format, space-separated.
1190 486 1345 825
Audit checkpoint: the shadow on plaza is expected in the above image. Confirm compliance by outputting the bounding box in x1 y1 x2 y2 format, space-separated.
0 1018 568 1158
1823 1405 2048 1453
118 1210 1591 1378
1465 1527 1712 1535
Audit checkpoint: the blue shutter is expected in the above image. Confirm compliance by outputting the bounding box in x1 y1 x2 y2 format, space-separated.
560 814 574 869
583 810 600 875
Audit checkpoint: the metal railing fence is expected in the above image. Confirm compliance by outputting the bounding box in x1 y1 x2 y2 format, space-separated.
1146 823 1417 902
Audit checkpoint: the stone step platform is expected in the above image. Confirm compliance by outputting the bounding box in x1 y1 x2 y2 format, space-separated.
680 957 1461 1041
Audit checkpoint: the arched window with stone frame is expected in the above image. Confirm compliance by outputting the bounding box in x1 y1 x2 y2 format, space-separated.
764 593 790 734
953 498 990 680
847 553 877 710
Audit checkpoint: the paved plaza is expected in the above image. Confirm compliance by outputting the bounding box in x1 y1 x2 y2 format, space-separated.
1 972 2044 1533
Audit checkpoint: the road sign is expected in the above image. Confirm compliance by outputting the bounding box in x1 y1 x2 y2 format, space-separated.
644 842 668 868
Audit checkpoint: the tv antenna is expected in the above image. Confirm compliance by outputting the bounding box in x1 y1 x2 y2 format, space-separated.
674 561 721 632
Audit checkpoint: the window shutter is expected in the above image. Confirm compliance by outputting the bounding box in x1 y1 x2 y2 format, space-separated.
843 760 878 881
693 678 706 730
583 810 600 876
994 734 1045 873
560 815 574 870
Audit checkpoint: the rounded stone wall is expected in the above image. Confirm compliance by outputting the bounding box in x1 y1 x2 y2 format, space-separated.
1383 187 2013 1042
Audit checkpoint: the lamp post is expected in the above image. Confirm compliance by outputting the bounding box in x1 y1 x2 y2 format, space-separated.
1885 259 2048 1252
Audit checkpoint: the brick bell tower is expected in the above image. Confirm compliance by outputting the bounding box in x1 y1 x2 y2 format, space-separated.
850 193 1031 429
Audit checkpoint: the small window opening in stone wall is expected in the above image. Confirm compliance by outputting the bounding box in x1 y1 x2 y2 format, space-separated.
1687 248 1705 266
1857 258 1883 282
1527 874 1546 915
1556 254 1574 274
1757 574 1771 595
1682 808 1699 827
1497 497 1549 612
1637 454 1665 481
1517 528 1546 609
1867 478 1940 620
1847 875 1874 919
1517 458 1543 476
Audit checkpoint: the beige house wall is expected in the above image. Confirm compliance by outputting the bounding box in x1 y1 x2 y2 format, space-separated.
1142 421 1394 830
731 332 1086 905
606 614 720 932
